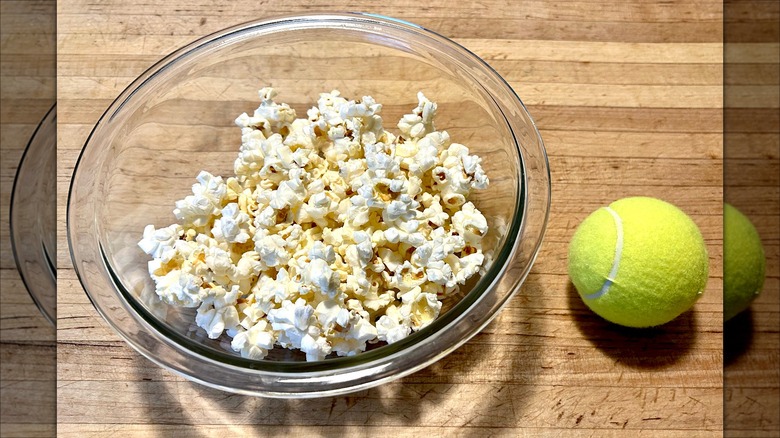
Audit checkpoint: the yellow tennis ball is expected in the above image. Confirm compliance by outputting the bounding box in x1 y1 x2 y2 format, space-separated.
724 203 765 321
568 197 709 327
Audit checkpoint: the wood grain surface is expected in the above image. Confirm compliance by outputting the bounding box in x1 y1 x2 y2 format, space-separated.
0 0 57 436
48 0 767 436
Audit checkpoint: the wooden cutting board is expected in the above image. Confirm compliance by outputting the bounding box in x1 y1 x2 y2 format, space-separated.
44 0 776 436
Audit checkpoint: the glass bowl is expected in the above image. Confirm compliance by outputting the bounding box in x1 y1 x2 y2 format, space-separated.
67 13 550 397
11 104 57 325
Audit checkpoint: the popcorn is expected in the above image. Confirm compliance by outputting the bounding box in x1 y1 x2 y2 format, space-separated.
212 203 252 244
420 206 449 236
140 88 490 361
195 285 241 339
398 92 437 139
231 320 276 360
330 316 378 357
138 224 182 262
451 202 489 244
252 269 295 310
453 252 486 285
301 191 339 227
376 305 412 344
301 258 341 298
400 287 442 330
150 267 205 308
173 171 227 228
300 331 332 361
204 246 236 280
267 298 315 349
432 143 490 209
253 228 291 268
235 87 296 135
315 300 351 329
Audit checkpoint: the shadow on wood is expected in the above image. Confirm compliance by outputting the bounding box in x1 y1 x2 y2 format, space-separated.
129 297 509 433
566 282 698 369
724 309 754 368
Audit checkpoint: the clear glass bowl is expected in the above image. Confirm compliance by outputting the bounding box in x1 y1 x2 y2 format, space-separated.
67 13 550 397
11 104 57 325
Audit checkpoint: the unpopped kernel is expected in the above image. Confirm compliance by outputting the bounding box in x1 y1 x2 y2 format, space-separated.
139 88 490 361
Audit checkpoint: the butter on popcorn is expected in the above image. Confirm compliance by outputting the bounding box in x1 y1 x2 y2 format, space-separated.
139 88 490 361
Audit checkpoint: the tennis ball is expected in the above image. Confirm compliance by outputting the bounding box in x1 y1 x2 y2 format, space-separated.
568 197 709 328
724 203 765 322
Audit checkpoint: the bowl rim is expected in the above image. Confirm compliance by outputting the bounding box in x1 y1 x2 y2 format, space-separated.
67 11 550 397
10 103 57 326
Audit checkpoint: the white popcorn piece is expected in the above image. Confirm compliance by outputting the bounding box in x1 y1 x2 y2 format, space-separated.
268 177 306 211
419 195 449 228
253 228 291 269
151 267 205 308
353 231 374 265
451 202 489 244
453 252 486 285
195 285 241 339
301 257 341 298
377 247 403 272
140 88 490 361
254 205 277 228
204 246 236 280
338 159 367 186
395 261 428 292
329 313 378 357
308 241 336 264
382 194 419 223
399 287 442 330
383 221 426 247
301 191 339 227
212 203 252 243
234 131 267 185
425 259 455 287
233 251 262 291
173 171 227 228
237 294 265 330
315 300 351 330
300 331 333 361
231 319 276 360
397 92 437 139
432 142 490 209
376 305 412 344
267 298 315 349
138 223 183 262
283 118 317 150
235 87 297 134
252 268 296 311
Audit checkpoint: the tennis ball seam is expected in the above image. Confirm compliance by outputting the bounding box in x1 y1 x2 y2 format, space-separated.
584 206 624 300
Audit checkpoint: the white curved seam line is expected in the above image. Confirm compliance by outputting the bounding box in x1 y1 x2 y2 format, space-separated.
585 207 623 300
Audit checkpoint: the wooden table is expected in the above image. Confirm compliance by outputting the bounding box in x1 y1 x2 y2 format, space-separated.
50 0 772 436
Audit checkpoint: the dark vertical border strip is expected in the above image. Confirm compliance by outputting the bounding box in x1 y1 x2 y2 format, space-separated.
0 0 57 436
723 0 780 436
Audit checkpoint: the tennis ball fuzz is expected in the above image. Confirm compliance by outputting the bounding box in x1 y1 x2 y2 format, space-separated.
568 197 709 328
723 203 766 322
